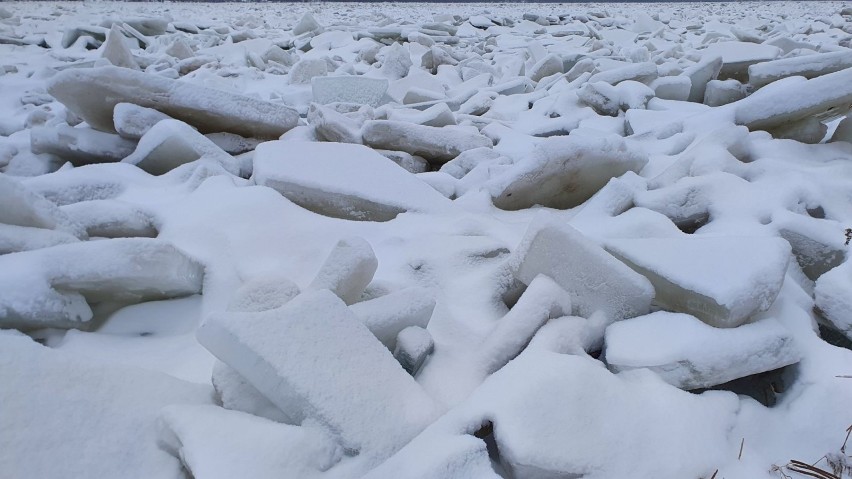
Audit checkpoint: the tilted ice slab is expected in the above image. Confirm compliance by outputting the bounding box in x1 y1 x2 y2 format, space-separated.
362 120 493 164
703 41 780 81
815 261 852 340
47 66 299 139
312 76 389 107
196 290 442 459
605 236 790 328
604 312 801 390
488 134 648 210
735 67 852 131
253 141 451 221
160 404 342 479
61 199 157 239
307 237 378 305
30 125 138 166
0 224 79 255
0 332 213 479
0 173 87 239
0 238 204 329
512 222 654 320
748 50 852 88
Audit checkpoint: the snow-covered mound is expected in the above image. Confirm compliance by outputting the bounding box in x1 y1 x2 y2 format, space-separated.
1 2 852 479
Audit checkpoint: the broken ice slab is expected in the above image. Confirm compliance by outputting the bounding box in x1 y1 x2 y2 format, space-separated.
604 312 800 389
350 286 436 349
311 76 389 107
361 120 493 165
47 66 299 139
682 55 723 103
307 237 378 305
197 290 442 458
307 103 363 144
30 125 137 167
527 53 563 82
252 141 451 222
605 236 790 328
462 350 739 478
703 79 747 106
488 134 648 210
587 61 658 85
512 222 654 320
0 224 79 255
60 200 157 239
113 103 172 140
0 332 214 479
159 404 342 479
387 103 457 128
815 261 852 341
101 24 138 69
394 326 434 375
0 173 87 239
122 119 239 175
227 276 300 313
702 41 781 82
748 50 852 88
735 67 852 131
212 361 293 423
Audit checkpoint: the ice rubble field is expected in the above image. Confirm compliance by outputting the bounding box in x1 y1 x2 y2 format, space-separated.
2 0 852 478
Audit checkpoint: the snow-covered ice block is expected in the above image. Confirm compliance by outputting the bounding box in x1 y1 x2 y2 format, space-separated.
0 173 87 239
587 61 658 85
307 103 363 144
767 115 827 144
735 68 852 131
289 58 328 85
387 103 457 128
683 55 722 103
212 361 293 423
477 274 572 375
350 286 435 349
703 79 747 106
651 75 691 101
293 12 322 36
703 41 781 81
61 200 157 238
488 134 648 210
253 141 451 221
439 147 503 179
205 132 263 155
528 313 609 356
308 237 378 305
30 125 137 167
528 53 563 82
312 76 388 107
578 80 654 116
113 102 172 140
605 312 800 389
376 150 429 173
394 326 434 375
159 404 342 479
362 120 493 164
462 350 739 478
511 222 654 320
748 50 852 88
776 214 847 281
0 332 213 479
227 276 300 313
101 24 138 69
362 432 498 479
47 66 298 139
196 290 441 458
0 224 79 255
123 119 239 175
815 261 852 340
605 236 790 328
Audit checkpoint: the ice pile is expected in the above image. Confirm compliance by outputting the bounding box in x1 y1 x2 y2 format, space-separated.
1 2 852 479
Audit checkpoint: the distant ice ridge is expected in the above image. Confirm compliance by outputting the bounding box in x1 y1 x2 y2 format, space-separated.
1 2 851 479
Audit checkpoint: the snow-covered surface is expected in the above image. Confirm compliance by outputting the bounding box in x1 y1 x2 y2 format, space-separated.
2 2 852 478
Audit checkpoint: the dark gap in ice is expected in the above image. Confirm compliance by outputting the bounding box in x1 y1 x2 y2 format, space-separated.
816 319 852 351
500 278 527 310
473 421 509 479
806 205 826 219
674 211 710 234
693 365 792 407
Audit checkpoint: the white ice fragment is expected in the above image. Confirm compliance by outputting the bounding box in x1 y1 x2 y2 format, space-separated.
289 58 328 85
311 76 389 107
651 75 691 101
528 53 563 82
703 41 781 81
123 119 239 175
196 290 441 458
0 224 80 255
439 147 502 179
587 61 657 85
307 103 363 144
292 13 322 36
362 120 493 165
815 261 852 340
253 141 450 221
48 66 298 138
703 79 747 106
228 276 300 313
30 125 138 166
160 404 342 479
0 332 213 479
0 173 87 239
394 326 434 375
683 55 722 103
748 50 852 88
511 222 654 320
350 286 436 349
375 150 429 173
113 102 172 140
61 200 157 238
605 236 790 328
379 43 413 80
488 134 648 210
308 237 378 305
101 24 138 69
387 103 457 128
605 312 801 389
